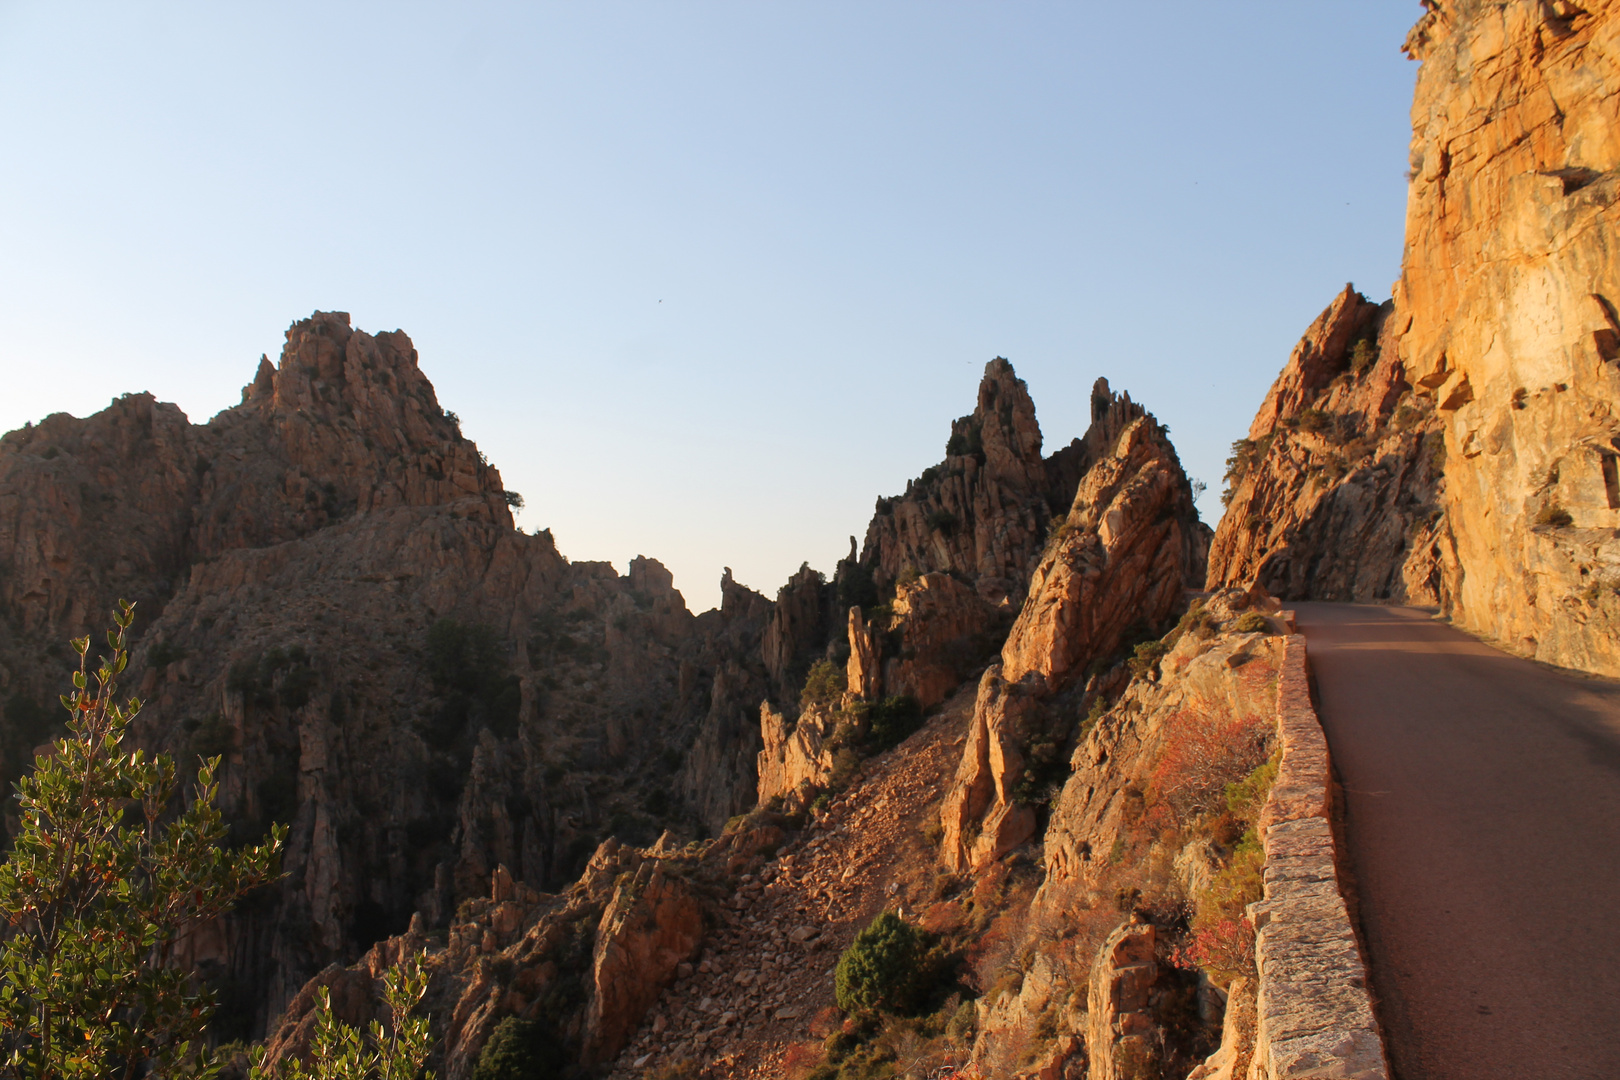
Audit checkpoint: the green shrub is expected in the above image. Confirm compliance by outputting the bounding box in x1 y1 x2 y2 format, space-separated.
422 619 521 743
471 1016 566 1080
1224 751 1280 822
867 696 922 752
1186 829 1266 987
1127 640 1169 678
1232 612 1274 635
801 659 847 710
1294 409 1332 435
1080 695 1108 736
503 490 524 509
945 423 982 460
250 954 431 1080
1043 514 1074 555
147 640 187 673
1116 1040 1164 1080
925 509 959 534
0 603 285 1079
837 561 880 613
945 997 977 1045
1423 430 1446 467
189 713 234 760
1535 503 1574 528
835 912 935 1016
1348 338 1378 377
646 1061 702 1080
1221 434 1273 506
227 644 318 710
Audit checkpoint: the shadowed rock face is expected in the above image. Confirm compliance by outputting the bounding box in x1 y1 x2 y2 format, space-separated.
0 314 789 1036
1212 1 1620 676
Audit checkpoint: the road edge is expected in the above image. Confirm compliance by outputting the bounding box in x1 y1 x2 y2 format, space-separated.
1245 626 1391 1080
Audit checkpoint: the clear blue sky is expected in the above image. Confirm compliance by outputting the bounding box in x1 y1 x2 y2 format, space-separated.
0 2 1421 611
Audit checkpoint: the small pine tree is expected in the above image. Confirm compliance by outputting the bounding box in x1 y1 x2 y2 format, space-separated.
0 601 286 1080
470 1016 565 1080
799 660 847 711
834 911 932 1016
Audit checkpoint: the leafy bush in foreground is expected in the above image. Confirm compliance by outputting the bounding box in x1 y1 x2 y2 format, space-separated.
0 602 285 1080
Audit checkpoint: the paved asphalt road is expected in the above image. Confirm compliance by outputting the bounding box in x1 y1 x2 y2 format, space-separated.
1294 603 1620 1080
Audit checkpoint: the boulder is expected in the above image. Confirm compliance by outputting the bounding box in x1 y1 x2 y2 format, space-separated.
1087 921 1163 1080
581 863 705 1064
938 667 1040 872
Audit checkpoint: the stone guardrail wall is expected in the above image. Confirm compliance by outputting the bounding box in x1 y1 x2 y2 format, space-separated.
1246 625 1390 1080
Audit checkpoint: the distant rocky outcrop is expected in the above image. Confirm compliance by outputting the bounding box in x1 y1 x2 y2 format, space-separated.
856 571 1002 711
858 357 1090 609
1211 0 1620 678
0 314 789 1036
755 700 839 808
941 386 1207 872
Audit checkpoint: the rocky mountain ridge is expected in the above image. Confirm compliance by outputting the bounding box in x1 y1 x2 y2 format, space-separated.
7 5 1615 1077
256 349 1241 1080
0 313 809 1035
2 315 1199 1052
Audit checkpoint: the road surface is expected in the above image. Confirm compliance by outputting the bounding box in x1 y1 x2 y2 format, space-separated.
1294 603 1620 1080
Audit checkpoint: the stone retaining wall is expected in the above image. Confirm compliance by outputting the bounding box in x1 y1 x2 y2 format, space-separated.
1245 629 1389 1080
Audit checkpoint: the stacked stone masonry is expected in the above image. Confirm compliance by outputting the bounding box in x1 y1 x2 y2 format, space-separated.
1244 630 1388 1080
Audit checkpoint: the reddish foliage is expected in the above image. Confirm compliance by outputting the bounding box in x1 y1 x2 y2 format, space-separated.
963 907 1027 993
970 862 1009 905
1144 707 1270 829
1237 652 1279 698
1171 917 1255 984
782 1040 825 1077
920 900 967 935
808 1006 843 1039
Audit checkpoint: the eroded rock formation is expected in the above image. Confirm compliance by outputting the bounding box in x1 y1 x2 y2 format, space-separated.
1211 0 1620 677
1086 922 1162 1080
846 571 1003 712
858 358 1090 608
954 587 1286 1080
0 314 786 1035
581 859 706 1064
1206 286 1451 605
941 388 1208 872
754 701 839 807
